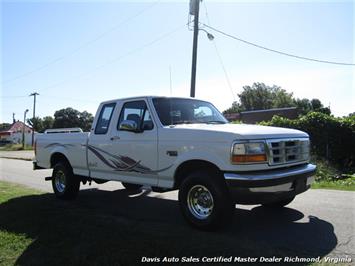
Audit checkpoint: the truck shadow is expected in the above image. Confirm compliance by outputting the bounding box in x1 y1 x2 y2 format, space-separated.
0 188 337 265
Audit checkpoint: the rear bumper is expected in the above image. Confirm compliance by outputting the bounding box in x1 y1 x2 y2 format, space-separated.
33 161 45 170
224 163 316 204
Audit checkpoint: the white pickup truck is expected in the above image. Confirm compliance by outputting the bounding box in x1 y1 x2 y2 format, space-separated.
34 96 316 230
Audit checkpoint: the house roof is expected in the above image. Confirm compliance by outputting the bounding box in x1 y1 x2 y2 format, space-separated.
223 107 299 124
0 121 33 133
240 107 298 114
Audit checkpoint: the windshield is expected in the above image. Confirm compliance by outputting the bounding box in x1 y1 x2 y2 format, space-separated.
152 98 228 126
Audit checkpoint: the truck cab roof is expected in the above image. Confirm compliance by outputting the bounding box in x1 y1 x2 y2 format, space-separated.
99 96 199 105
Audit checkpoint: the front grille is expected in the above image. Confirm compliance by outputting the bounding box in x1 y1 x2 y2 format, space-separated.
266 138 309 166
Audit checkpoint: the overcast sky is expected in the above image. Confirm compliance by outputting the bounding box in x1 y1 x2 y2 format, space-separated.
1 0 354 123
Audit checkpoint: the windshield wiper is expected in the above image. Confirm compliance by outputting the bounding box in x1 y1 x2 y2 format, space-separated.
173 121 199 125
171 120 226 125
205 121 227 124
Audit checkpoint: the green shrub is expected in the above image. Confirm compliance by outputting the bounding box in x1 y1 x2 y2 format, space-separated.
261 112 355 171
231 120 243 124
311 155 340 181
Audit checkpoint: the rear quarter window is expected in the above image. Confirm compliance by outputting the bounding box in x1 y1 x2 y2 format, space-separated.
95 103 116 134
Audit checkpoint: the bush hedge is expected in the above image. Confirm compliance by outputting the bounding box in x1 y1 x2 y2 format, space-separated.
260 112 355 171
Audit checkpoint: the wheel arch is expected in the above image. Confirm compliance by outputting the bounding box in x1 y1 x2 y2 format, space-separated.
174 159 222 189
50 152 72 169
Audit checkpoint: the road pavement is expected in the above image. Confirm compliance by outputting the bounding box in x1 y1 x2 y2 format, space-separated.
0 150 34 160
0 157 354 263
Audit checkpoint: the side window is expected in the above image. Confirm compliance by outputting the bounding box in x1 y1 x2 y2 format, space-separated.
194 106 213 119
117 101 154 131
142 109 154 130
95 103 116 134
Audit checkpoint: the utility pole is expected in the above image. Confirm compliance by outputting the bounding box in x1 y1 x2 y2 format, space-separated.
29 92 39 146
22 109 29 149
189 0 201 98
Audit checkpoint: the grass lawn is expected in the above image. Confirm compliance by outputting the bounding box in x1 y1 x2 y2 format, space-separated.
0 144 33 151
312 178 355 191
0 182 41 266
0 180 344 265
309 156 355 191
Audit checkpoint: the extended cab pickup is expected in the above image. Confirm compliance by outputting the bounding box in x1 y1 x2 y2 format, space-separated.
34 96 316 230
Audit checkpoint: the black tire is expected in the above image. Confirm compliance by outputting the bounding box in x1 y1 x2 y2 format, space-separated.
178 170 234 231
121 182 143 190
262 196 295 208
52 162 80 200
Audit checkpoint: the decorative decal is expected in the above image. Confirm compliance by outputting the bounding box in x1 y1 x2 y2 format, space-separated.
85 145 172 174
44 143 75 149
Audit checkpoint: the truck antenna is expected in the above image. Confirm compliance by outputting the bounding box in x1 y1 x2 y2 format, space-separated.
169 65 173 126
169 65 173 96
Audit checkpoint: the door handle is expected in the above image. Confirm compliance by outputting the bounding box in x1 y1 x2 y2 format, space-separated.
110 136 120 141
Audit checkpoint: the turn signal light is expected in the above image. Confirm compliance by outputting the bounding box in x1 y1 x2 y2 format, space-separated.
232 154 267 163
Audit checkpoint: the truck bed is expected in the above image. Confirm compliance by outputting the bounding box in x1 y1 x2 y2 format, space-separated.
36 130 90 177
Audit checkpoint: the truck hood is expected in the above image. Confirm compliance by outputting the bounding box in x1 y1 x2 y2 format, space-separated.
171 123 308 140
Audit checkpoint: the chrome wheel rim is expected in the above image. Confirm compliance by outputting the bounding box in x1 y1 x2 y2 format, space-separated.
187 185 214 220
55 170 66 193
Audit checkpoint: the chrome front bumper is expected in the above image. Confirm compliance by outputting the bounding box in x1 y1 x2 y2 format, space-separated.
224 163 316 204
224 163 316 183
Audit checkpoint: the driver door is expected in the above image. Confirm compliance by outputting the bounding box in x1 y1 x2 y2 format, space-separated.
109 100 158 186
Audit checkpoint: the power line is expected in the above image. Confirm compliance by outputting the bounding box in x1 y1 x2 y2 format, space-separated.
201 23 355 66
1 94 96 103
2 24 184 96
202 2 236 101
0 95 28 98
40 95 98 104
37 24 185 93
2 1 161 85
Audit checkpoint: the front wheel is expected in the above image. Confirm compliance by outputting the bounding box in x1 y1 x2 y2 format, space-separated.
262 196 295 208
52 162 80 200
178 171 234 230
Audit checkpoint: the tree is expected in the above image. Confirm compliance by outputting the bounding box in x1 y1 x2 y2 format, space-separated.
310 99 331 115
42 116 54 131
53 108 81 129
224 82 331 115
223 101 243 114
238 83 274 110
53 108 93 131
27 117 43 132
26 116 54 133
78 111 94 131
272 88 294 108
294 98 312 115
227 83 295 112
0 123 12 131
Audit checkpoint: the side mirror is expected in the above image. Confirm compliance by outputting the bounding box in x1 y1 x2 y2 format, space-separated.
119 120 142 133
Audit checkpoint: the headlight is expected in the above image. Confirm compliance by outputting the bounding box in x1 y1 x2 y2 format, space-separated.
231 142 267 164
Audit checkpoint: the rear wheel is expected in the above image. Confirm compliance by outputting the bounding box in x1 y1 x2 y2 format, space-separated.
262 196 295 208
52 162 80 200
178 170 234 230
121 182 142 190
